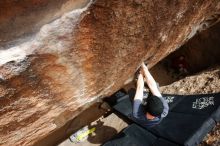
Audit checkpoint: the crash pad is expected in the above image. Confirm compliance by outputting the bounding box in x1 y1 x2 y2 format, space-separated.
103 124 180 146
147 112 215 146
169 93 220 122
110 90 220 146
103 124 156 146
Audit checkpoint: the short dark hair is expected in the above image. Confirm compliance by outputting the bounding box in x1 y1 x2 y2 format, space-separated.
143 95 164 116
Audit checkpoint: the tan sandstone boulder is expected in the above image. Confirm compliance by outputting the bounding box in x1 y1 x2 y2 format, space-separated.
0 0 219 145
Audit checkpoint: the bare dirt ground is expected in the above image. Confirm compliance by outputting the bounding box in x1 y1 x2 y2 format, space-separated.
58 113 128 146
58 65 220 146
160 66 220 95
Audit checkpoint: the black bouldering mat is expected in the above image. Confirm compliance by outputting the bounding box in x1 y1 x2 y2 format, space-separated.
162 94 186 110
153 138 180 146
112 93 185 118
111 92 220 146
103 124 157 146
103 89 127 106
212 106 220 122
112 92 220 122
103 124 180 146
148 112 215 146
113 95 133 118
169 93 220 122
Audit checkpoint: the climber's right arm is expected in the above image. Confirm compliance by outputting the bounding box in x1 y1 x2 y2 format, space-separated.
133 73 144 118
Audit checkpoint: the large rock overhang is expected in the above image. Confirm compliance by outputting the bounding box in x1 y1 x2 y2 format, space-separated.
0 0 219 145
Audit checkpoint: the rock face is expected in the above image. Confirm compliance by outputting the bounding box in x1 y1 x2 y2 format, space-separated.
0 0 220 145
0 0 90 48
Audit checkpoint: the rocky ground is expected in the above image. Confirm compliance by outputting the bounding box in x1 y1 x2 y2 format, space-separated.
160 66 220 95
58 65 220 146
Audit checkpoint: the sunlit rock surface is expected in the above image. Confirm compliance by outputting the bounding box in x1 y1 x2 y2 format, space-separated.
0 0 220 145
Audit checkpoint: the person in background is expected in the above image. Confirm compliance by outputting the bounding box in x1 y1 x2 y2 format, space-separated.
171 55 189 76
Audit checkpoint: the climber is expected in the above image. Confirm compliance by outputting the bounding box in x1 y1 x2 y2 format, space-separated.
131 63 169 127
